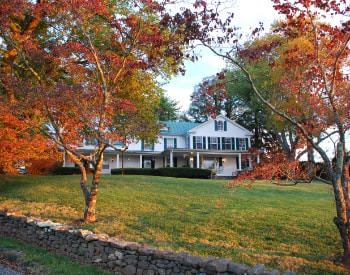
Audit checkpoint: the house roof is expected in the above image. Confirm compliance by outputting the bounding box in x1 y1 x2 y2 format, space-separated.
160 121 199 136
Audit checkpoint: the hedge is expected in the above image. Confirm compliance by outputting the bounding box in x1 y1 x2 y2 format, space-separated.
111 168 156 176
110 167 212 179
52 167 81 175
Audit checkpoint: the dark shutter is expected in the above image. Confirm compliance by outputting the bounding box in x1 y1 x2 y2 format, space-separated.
214 120 218 131
208 137 211 150
217 137 221 150
174 138 177 149
222 137 225 150
141 140 144 151
203 136 206 149
231 138 235 150
151 158 155 169
224 121 227 131
164 138 167 150
245 138 249 150
142 156 144 168
174 157 177 168
236 156 239 169
193 136 196 149
236 138 240 151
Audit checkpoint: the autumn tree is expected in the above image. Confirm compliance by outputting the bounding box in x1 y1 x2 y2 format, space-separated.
170 0 350 264
188 73 227 122
0 0 187 222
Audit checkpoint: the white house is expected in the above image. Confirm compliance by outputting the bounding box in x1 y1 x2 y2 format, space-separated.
63 115 255 177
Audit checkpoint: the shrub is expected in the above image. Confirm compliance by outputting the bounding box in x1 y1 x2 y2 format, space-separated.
157 167 212 179
110 167 212 179
111 168 156 175
52 167 81 175
27 159 62 175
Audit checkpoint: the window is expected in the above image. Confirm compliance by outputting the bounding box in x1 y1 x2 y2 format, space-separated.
209 137 218 150
102 159 109 170
195 136 203 149
223 138 232 150
217 120 224 131
237 138 247 151
241 158 251 170
143 142 154 151
85 138 97 146
165 138 176 149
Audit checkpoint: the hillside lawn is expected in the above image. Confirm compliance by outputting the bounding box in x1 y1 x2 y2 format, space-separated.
0 175 346 274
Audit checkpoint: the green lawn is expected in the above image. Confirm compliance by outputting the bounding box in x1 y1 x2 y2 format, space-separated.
0 235 111 274
0 175 346 274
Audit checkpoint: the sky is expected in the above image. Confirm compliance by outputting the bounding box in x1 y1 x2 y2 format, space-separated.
163 0 281 112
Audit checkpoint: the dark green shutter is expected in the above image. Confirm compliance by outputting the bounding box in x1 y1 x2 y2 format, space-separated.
164 138 167 150
174 138 177 149
193 136 196 149
231 138 235 150
208 137 210 150
142 156 144 168
236 138 240 151
203 136 206 149
218 137 221 150
245 138 249 150
222 137 225 150
214 120 218 131
236 156 239 169
141 140 144 151
224 121 227 131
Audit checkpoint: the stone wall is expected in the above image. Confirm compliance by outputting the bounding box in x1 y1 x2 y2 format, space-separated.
0 212 294 275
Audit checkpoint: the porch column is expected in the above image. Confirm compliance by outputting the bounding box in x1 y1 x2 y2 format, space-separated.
196 152 200 168
139 154 143 168
238 153 242 170
257 154 260 164
170 150 174 167
116 154 120 168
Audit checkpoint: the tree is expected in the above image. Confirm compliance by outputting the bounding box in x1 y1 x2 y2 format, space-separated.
188 74 227 122
157 95 180 121
171 0 350 264
0 0 187 222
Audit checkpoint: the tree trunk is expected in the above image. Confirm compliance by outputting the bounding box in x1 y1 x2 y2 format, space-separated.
331 143 350 265
307 141 315 180
84 154 103 222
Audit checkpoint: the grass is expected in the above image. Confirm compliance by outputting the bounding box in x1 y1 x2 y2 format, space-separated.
0 175 346 274
0 235 111 275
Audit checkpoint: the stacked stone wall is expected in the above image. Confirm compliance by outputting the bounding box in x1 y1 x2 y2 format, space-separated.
0 212 294 275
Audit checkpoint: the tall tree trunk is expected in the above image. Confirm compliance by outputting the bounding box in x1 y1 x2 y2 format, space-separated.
332 143 350 265
84 154 103 222
307 141 315 180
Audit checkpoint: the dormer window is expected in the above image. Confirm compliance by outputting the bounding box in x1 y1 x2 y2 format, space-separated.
217 120 224 131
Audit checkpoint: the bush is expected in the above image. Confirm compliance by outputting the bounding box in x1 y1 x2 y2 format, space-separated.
27 159 62 175
111 167 212 179
52 167 81 175
111 168 156 175
157 167 212 179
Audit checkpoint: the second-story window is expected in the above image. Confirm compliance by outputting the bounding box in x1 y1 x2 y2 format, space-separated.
165 138 177 149
143 142 154 151
223 138 232 150
217 120 224 131
195 136 203 149
209 137 218 150
85 138 97 146
237 138 247 151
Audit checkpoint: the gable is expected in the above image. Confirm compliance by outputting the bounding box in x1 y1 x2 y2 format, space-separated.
188 116 252 137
